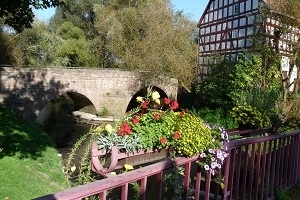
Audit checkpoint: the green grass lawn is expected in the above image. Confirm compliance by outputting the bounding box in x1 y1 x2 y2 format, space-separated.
0 106 68 199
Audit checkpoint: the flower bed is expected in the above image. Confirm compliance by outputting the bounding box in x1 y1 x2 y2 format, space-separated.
91 87 229 175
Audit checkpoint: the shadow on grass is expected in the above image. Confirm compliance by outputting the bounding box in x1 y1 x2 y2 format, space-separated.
0 106 57 159
0 66 67 159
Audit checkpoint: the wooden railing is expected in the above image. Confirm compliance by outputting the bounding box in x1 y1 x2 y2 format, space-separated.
223 130 300 200
36 129 300 200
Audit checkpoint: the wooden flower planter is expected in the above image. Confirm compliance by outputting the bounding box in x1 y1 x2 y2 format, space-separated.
91 142 170 176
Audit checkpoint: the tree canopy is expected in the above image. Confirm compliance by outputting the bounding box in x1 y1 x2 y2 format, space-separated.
0 0 62 32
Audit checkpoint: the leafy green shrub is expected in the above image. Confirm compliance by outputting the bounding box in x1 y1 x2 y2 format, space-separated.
188 107 236 129
194 59 234 109
230 104 271 129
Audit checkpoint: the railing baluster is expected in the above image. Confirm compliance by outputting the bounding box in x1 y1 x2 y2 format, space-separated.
241 145 249 200
296 134 300 183
287 136 293 187
254 142 262 200
183 161 191 200
222 153 231 200
99 191 107 200
121 183 128 200
248 143 256 200
156 171 163 200
258 141 267 199
270 139 278 197
233 147 242 200
283 136 291 188
204 171 211 200
140 177 147 200
194 165 202 200
228 148 236 200
264 139 273 198
213 168 220 200
274 138 283 189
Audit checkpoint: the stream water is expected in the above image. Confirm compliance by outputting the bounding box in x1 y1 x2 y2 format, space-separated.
36 95 97 162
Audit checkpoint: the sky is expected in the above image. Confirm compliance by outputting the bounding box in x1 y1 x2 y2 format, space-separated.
34 0 209 22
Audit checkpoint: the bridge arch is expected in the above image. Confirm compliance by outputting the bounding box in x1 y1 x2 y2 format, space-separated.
36 92 97 125
126 86 168 112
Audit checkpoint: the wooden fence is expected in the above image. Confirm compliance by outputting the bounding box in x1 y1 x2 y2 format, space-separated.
36 129 300 200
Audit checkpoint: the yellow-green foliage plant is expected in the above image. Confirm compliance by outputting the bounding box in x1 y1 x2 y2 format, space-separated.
174 113 212 157
230 104 271 129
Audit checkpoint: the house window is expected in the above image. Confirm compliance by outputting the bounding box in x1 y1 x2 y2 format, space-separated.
232 30 238 38
246 38 252 47
233 4 239 15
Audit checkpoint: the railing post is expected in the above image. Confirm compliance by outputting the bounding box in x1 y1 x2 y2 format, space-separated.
222 152 231 200
296 134 300 183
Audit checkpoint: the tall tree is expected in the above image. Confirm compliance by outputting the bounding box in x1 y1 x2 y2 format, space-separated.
50 0 99 39
93 0 197 89
14 21 67 67
0 0 62 32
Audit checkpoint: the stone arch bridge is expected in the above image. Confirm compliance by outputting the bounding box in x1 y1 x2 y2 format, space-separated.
0 67 178 122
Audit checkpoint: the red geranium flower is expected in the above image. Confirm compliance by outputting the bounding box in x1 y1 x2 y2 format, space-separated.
170 100 179 110
174 131 180 139
141 101 148 109
164 98 171 105
160 136 167 145
118 122 132 136
132 117 140 125
154 113 161 121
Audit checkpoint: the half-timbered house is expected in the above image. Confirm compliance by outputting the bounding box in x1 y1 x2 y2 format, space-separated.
197 0 300 87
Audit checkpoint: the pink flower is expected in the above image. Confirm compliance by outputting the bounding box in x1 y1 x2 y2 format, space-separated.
170 101 179 110
141 101 148 109
132 117 140 125
164 98 171 105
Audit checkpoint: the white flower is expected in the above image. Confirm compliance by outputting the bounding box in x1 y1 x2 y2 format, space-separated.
151 91 160 100
154 98 160 105
136 96 143 102
211 162 217 169
204 165 210 170
70 165 76 172
200 152 206 158
105 124 113 133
